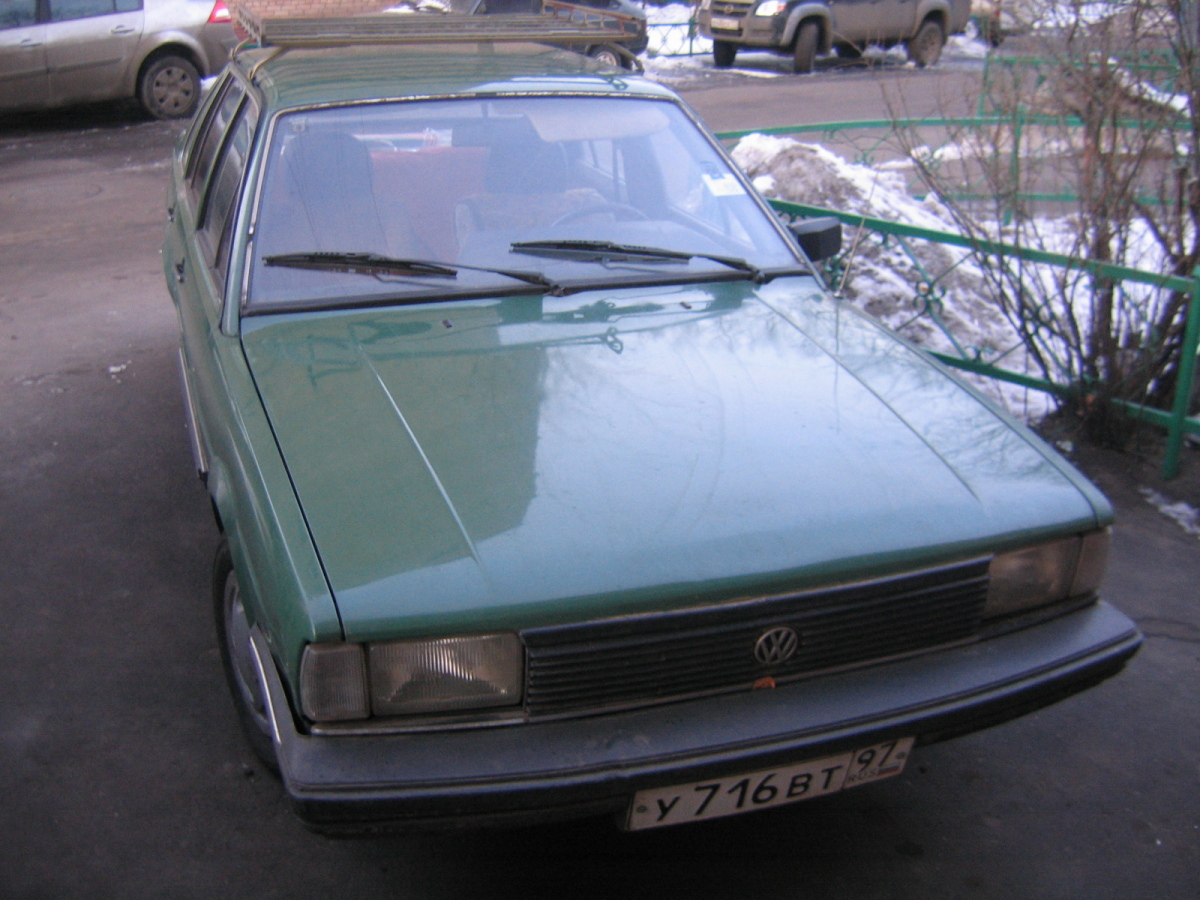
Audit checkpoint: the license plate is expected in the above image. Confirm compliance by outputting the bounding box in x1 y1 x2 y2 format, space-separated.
626 737 914 831
710 15 740 31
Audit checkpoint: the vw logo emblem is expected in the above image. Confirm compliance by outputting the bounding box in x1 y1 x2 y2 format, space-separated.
754 626 800 665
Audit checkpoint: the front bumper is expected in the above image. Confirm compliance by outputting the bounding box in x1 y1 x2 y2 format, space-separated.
698 13 791 50
255 602 1139 834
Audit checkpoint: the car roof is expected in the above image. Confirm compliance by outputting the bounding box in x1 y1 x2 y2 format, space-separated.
237 42 675 112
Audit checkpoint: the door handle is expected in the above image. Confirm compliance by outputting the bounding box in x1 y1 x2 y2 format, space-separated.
174 259 186 283
19 38 43 49
166 205 175 223
110 24 136 34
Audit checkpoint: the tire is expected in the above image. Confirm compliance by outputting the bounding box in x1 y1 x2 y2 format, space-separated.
589 45 623 68
906 19 945 68
213 541 279 772
791 21 819 75
138 54 201 120
713 39 737 68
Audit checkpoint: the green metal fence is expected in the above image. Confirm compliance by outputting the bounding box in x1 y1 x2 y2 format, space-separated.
715 126 1199 479
646 17 707 57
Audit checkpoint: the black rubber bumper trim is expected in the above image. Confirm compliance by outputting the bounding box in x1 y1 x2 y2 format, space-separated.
258 602 1140 834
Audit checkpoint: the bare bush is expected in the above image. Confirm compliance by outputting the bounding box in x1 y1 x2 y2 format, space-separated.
889 0 1198 442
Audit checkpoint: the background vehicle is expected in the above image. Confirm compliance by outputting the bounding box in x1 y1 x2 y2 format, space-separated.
696 0 972 72
387 0 649 65
0 0 236 119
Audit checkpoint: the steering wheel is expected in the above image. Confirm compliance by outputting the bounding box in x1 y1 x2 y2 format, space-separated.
551 201 649 227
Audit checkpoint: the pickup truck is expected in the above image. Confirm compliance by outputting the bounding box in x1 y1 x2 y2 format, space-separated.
696 0 972 73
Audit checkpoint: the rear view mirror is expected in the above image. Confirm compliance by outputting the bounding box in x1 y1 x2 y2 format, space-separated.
788 217 842 262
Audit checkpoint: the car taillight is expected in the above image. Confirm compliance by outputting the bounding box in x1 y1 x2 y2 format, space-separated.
209 0 232 23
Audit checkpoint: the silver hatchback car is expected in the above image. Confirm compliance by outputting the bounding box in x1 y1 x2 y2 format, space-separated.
0 0 236 119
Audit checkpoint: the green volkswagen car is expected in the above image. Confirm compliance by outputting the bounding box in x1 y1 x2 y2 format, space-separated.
164 14 1140 834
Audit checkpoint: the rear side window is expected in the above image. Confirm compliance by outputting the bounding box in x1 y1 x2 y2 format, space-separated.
199 102 258 286
187 80 246 207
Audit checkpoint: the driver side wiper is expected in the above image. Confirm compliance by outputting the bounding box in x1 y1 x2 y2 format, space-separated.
509 240 772 282
263 251 557 291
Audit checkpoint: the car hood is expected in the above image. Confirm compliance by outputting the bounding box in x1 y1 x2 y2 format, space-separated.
241 277 1108 640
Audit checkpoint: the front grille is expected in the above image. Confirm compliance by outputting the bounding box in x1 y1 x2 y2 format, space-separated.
707 0 754 24
522 558 990 718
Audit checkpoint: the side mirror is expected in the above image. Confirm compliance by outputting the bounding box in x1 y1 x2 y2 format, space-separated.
788 217 842 262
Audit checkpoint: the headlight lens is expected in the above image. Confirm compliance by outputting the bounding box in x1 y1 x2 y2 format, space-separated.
368 633 524 716
985 530 1109 619
300 632 524 722
755 0 787 15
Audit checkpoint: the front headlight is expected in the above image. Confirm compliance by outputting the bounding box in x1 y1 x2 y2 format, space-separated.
755 0 787 15
369 633 524 716
300 633 524 722
985 529 1109 619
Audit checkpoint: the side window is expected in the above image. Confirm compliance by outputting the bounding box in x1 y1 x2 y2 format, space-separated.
478 0 537 12
47 0 140 22
198 102 258 288
187 80 246 208
1 0 38 28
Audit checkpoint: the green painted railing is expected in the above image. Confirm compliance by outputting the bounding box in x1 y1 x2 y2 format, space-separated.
718 112 1191 209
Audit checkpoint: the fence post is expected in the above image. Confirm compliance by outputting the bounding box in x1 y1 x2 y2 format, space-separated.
1162 267 1200 479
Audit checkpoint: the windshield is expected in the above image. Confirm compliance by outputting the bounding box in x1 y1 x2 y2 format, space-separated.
247 95 802 311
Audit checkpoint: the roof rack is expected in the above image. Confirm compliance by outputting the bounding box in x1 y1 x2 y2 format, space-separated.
235 5 641 50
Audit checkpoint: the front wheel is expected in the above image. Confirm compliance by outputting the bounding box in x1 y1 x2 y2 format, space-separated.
213 541 278 771
589 44 624 68
906 19 945 68
138 54 200 120
713 39 737 68
792 21 819 74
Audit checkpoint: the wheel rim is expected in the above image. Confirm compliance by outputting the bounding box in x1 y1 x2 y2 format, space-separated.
149 65 195 116
223 572 272 734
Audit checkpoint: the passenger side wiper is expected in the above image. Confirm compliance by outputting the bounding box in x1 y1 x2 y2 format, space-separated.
509 240 771 282
263 251 557 291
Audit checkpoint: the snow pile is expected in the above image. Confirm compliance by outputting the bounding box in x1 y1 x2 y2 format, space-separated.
730 133 1061 418
946 23 991 59
1113 65 1191 116
1140 488 1200 539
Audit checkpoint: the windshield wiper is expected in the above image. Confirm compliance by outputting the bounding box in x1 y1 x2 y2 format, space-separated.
263 251 557 291
509 240 771 282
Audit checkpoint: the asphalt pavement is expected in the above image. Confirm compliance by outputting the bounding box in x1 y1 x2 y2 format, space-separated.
0 67 1197 899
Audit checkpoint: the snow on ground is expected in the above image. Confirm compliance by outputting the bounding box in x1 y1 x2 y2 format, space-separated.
1140 488 1200 539
730 133 1058 420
